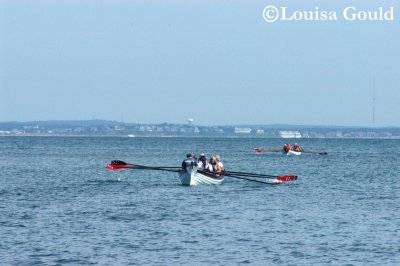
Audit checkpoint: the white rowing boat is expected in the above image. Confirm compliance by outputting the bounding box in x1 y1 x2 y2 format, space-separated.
286 150 302 156
106 160 297 185
179 163 224 186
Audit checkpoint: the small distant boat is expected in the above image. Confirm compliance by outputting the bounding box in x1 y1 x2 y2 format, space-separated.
254 148 302 156
179 163 224 186
286 150 302 156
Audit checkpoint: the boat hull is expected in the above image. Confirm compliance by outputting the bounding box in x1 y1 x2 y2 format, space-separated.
179 165 224 186
286 150 301 156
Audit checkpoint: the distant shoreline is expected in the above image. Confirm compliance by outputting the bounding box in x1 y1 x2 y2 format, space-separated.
1 134 400 140
1 120 399 139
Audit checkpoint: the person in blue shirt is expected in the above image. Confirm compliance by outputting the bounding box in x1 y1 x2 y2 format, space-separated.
182 153 197 169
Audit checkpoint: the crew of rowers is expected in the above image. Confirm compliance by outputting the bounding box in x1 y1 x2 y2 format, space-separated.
283 143 301 153
182 153 224 174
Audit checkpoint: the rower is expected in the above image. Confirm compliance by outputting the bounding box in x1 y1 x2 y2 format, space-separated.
215 155 224 171
182 153 197 169
197 153 209 171
283 143 291 154
208 156 223 174
293 143 301 152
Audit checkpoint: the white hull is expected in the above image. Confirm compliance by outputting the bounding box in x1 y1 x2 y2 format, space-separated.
286 150 302 156
179 165 224 186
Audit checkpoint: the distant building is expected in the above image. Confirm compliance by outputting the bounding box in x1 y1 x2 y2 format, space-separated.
114 125 125 131
213 127 224 133
256 129 264 134
235 127 252 134
279 130 302 138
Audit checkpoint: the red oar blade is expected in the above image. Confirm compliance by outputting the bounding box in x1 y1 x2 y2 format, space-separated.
106 160 133 170
276 175 297 182
106 164 133 170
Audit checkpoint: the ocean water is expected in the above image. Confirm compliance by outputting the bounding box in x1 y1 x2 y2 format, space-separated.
0 137 399 265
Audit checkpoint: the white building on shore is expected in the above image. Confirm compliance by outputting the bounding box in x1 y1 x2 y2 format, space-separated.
279 130 302 138
234 127 252 134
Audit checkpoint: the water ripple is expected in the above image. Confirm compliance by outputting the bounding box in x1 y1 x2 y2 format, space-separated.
0 137 399 265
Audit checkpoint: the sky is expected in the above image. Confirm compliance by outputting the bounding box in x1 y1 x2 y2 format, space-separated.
0 0 399 126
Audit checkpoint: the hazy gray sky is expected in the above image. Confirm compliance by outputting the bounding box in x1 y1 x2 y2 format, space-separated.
1 0 399 126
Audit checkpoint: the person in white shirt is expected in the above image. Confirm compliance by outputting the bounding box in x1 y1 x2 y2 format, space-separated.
208 156 223 174
214 155 224 171
197 153 209 171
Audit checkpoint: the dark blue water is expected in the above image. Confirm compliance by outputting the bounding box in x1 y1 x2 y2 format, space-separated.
1 137 399 265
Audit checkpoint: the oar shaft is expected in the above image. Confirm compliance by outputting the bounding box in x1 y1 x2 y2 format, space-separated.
254 148 281 153
135 167 180 173
227 175 273 184
134 165 181 172
224 173 275 180
302 150 328 155
224 172 276 178
224 172 297 181
107 161 181 172
224 170 278 178
133 164 179 169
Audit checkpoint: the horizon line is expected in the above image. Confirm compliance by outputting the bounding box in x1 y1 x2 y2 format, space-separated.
0 119 399 129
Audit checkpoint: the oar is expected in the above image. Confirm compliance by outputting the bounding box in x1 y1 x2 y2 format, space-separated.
254 148 282 154
106 160 181 172
224 175 277 184
223 173 297 183
301 150 328 155
227 173 297 182
223 169 294 179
